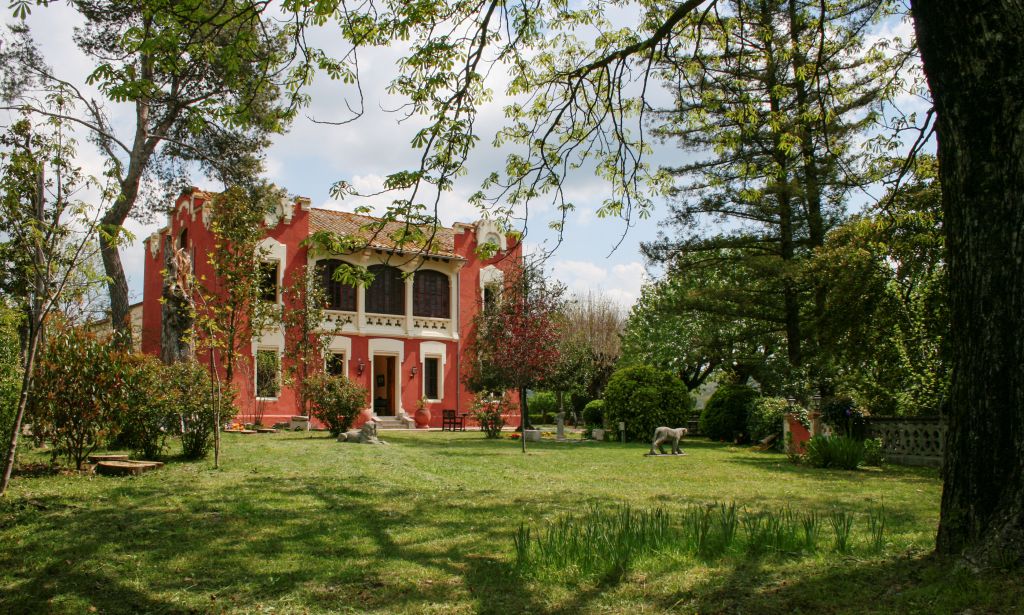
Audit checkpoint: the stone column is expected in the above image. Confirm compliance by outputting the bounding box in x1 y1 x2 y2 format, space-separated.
404 273 415 333
556 411 565 441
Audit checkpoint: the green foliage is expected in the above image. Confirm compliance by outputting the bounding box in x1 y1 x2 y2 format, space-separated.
116 354 177 460
863 438 885 467
30 326 121 469
582 399 605 427
746 396 789 443
700 384 758 442
282 264 334 416
528 391 557 422
471 394 515 439
255 350 281 399
305 373 368 436
811 157 948 416
802 436 865 470
195 184 281 400
0 304 20 447
167 361 219 460
516 501 890 580
603 365 692 441
820 396 869 440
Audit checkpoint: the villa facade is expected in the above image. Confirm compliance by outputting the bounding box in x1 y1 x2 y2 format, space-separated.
140 187 522 428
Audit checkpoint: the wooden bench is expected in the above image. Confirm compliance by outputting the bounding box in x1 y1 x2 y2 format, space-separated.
442 409 465 431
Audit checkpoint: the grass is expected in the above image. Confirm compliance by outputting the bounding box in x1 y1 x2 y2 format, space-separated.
1 432 1020 614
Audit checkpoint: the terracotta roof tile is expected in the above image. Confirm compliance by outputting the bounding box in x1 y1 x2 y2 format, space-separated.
309 208 458 258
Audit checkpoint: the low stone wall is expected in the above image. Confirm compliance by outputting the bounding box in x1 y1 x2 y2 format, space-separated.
866 416 946 467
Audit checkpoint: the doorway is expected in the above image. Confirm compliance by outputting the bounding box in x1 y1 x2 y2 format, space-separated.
372 355 397 416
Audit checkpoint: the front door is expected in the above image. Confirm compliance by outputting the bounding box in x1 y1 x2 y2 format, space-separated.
372 355 397 416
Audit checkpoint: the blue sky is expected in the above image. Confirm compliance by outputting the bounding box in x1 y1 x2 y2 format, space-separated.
6 5 920 311
8 4 668 310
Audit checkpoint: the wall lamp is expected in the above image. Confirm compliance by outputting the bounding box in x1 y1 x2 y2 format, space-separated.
357 358 365 376
410 365 419 377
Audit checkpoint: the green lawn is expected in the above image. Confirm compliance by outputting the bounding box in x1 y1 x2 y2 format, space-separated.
1 431 1019 614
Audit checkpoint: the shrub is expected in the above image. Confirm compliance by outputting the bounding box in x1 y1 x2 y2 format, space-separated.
603 366 693 442
582 399 605 427
746 396 789 443
472 394 515 438
116 354 177 460
529 391 558 418
700 384 758 442
305 373 368 436
30 326 121 469
803 436 864 470
820 396 869 440
0 305 21 448
862 437 885 466
167 360 220 460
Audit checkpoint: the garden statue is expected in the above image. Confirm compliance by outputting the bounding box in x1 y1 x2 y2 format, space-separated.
647 426 688 456
337 421 388 444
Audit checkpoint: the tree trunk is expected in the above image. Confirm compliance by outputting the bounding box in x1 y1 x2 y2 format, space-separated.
100 230 132 347
911 0 1024 567
160 236 195 364
520 386 530 453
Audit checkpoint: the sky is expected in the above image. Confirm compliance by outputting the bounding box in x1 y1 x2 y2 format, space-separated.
4 5 920 312
6 4 672 311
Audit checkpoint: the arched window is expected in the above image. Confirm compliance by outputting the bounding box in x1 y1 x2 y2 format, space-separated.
178 228 188 250
316 259 357 311
413 270 450 318
365 265 404 315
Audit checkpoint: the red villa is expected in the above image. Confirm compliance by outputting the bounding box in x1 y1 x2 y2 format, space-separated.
140 187 522 428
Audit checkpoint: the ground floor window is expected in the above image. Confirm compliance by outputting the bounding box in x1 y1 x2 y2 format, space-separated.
326 352 346 376
424 356 440 400
256 349 281 399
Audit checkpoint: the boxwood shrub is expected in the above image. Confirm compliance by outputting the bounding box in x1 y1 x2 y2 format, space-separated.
582 399 605 427
700 384 759 442
603 365 692 441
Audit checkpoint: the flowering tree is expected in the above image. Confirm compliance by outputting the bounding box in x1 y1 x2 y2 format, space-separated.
464 264 565 452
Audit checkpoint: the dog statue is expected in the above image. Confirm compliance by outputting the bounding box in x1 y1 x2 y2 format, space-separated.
647 426 688 456
337 421 388 445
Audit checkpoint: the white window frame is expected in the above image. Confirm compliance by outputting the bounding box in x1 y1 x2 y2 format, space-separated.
419 341 447 402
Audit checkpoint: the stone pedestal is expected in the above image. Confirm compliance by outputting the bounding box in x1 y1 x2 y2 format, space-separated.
556 412 565 441
591 428 605 441
524 429 541 442
290 415 310 431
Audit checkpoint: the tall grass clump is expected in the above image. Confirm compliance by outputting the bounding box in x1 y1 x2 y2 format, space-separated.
803 435 865 469
829 510 855 553
514 504 674 579
514 502 890 580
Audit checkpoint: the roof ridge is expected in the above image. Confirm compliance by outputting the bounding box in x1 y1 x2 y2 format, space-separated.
310 206 454 231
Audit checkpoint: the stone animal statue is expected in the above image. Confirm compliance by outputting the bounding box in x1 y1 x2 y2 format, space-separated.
647 426 688 456
337 421 389 445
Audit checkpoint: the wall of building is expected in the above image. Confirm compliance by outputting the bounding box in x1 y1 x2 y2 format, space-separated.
142 189 522 429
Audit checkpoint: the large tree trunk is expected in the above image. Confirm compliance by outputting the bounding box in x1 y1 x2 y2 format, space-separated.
160 236 195 364
911 1 1024 567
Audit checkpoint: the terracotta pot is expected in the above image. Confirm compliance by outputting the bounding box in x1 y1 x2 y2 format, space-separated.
415 407 431 428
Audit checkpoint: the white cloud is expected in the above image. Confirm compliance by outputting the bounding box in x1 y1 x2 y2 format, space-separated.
550 259 647 309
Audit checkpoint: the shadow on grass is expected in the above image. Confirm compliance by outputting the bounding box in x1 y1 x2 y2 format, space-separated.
0 472 548 614
654 551 1022 614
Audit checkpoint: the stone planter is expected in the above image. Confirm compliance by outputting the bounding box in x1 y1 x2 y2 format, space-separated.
591 428 606 441
289 415 310 431
524 429 542 442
